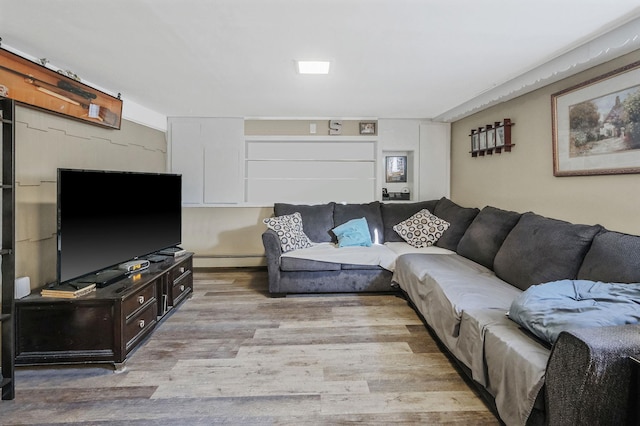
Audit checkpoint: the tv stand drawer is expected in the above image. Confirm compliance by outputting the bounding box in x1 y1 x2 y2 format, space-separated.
169 257 193 306
123 283 157 320
124 302 157 352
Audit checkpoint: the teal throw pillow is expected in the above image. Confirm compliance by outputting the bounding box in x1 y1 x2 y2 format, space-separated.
332 217 372 247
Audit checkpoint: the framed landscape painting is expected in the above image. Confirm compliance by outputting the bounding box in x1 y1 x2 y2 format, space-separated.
552 60 640 176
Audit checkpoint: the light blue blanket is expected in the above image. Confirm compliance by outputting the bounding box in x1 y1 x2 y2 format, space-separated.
509 279 640 344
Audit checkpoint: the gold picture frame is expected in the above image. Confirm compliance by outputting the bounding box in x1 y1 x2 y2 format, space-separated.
552 60 640 176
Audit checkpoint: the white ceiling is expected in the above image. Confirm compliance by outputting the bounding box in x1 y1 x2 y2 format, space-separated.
1 0 640 122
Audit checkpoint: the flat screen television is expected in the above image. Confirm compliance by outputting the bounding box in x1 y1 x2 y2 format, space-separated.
57 168 182 286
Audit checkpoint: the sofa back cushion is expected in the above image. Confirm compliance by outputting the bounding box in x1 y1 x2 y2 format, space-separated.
493 212 602 291
433 197 480 251
333 201 384 244
577 230 640 283
457 206 522 270
274 202 335 243
381 200 439 242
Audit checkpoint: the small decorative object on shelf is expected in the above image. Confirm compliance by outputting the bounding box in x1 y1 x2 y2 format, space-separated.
328 119 343 135
470 118 514 157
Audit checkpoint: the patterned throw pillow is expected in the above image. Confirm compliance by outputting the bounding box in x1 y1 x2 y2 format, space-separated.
263 212 313 253
392 209 450 248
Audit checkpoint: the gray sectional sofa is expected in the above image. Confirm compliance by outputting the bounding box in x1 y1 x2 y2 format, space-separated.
261 197 640 426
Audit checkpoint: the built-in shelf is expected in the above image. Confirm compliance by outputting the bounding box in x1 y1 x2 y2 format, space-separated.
245 135 378 142
245 136 377 204
381 150 414 202
0 97 16 401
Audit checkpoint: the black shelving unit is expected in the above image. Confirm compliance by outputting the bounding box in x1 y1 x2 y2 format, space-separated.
0 98 16 400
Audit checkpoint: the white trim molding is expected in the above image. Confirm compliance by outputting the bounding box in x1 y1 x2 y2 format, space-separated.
436 14 640 123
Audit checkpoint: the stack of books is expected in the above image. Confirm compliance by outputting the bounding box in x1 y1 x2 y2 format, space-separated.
41 283 96 299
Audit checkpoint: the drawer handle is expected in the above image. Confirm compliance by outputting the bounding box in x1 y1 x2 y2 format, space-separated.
180 285 185 291
179 267 185 274
138 295 145 305
138 319 145 329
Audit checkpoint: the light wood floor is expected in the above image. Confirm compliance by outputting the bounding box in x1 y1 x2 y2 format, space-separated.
3 269 499 425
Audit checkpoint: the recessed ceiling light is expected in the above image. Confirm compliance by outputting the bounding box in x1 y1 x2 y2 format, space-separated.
297 61 331 74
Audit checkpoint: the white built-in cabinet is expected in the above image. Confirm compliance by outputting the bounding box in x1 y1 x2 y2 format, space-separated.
168 117 244 205
418 122 451 200
168 118 449 206
377 119 450 202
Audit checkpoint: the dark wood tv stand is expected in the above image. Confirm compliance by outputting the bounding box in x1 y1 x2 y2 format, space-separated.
14 253 193 370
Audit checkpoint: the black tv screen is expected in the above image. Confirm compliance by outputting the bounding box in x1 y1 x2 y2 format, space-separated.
57 168 182 285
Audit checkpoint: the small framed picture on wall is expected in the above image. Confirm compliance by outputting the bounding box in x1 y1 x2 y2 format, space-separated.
385 156 407 182
487 126 496 149
359 122 376 134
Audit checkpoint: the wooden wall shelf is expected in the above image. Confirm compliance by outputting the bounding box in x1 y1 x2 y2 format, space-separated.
470 118 514 157
0 97 16 400
0 48 122 129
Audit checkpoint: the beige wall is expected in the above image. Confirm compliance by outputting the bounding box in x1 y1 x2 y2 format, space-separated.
182 207 272 268
450 50 640 235
16 106 166 288
245 119 375 136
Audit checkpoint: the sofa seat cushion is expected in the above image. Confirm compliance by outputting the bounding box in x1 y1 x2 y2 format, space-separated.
281 242 453 273
577 230 640 283
281 243 398 271
341 263 384 270
483 320 549 426
274 202 335 243
394 252 547 426
275 269 394 294
456 308 512 386
493 212 602 291
392 253 521 352
384 241 455 257
456 206 521 270
433 198 480 251
334 201 384 244
280 256 341 271
381 200 439 242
